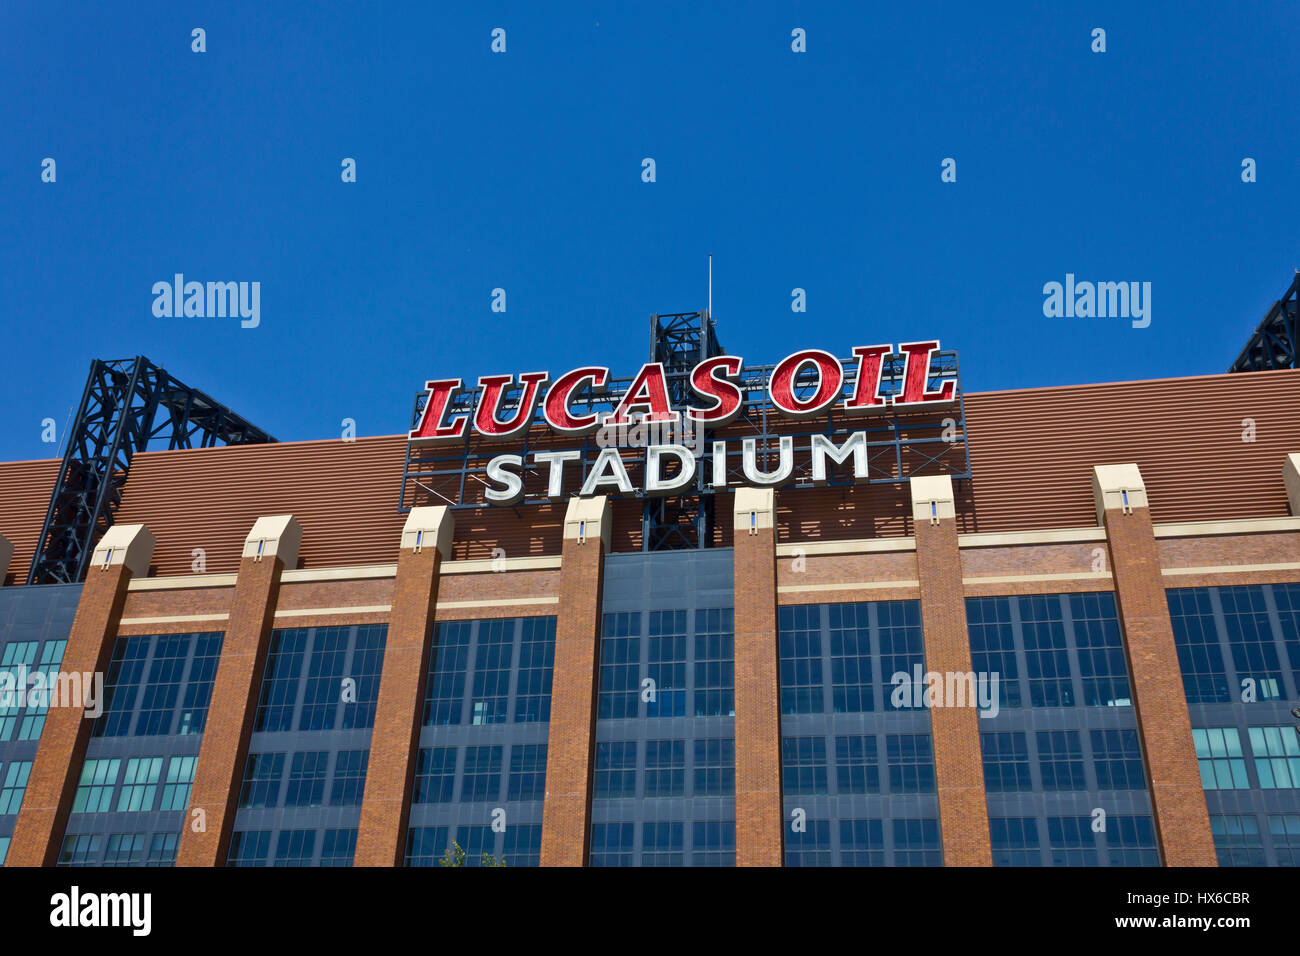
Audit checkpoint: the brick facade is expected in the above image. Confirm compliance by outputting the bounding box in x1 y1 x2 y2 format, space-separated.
733 524 785 866
6 563 133 866
538 532 606 866
915 518 994 867
355 546 442 866
176 554 286 866
1102 505 1218 866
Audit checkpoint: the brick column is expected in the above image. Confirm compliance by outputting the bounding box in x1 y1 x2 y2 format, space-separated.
8 524 155 866
1094 464 1216 866
732 488 784 866
177 515 301 867
911 476 992 867
539 496 610 867
355 506 453 866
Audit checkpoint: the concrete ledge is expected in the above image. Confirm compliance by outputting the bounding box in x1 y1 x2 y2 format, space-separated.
958 527 1106 548
400 506 454 558
1092 463 1148 523
91 524 155 577
563 496 612 551
1152 516 1300 538
910 475 955 524
775 537 916 557
241 515 302 568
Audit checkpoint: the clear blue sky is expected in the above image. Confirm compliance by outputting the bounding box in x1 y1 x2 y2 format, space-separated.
1 1 1295 460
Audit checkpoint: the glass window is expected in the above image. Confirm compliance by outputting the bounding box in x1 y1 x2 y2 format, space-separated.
589 822 635 867
1193 728 1250 790
320 828 357 867
886 734 936 794
1070 592 1131 707
693 738 735 797
693 609 734 717
598 613 640 719
1268 814 1300 866
893 818 942 866
1019 596 1073 707
1168 589 1231 703
785 819 831 867
1037 731 1085 791
595 741 637 799
1249 726 1300 789
967 597 1021 711
515 618 556 723
116 757 163 812
782 736 828 795
507 744 547 802
285 751 329 807
331 750 369 806
1047 816 1097 867
238 752 285 809
72 758 121 813
469 619 513 726
644 740 686 797
991 817 1040 867
405 826 449 867
57 834 101 866
0 761 32 815
158 756 196 811
691 821 735 867
981 732 1031 793
460 745 502 802
414 747 457 804
647 611 687 718
227 830 271 867
829 603 873 713
1091 729 1146 791
503 825 541 867
835 735 880 794
840 819 885 866
103 833 146 866
1212 815 1265 866
778 604 823 715
424 621 470 725
273 829 316 867
641 821 684 867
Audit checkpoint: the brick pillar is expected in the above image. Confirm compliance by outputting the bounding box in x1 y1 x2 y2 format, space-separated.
177 515 301 867
8 524 155 866
732 488 784 866
1093 464 1216 866
355 506 453 866
911 476 992 867
539 496 610 867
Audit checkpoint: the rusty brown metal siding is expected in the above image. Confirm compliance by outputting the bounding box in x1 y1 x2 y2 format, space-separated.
0 459 59 584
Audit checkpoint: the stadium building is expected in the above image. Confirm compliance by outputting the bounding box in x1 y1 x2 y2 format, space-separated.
2 285 1300 868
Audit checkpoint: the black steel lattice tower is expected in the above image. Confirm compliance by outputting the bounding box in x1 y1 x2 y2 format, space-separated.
27 356 276 585
642 310 724 551
1230 273 1300 373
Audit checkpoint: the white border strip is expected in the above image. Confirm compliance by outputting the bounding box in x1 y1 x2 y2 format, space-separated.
778 580 920 594
1162 562 1300 577
1153 517 1300 538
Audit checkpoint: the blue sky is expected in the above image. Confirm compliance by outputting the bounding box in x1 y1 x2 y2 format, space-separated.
1 0 1295 460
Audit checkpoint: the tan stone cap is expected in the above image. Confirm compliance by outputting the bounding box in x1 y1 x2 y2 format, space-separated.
400 505 455 558
910 475 955 524
1091 463 1148 524
91 523 155 577
0 533 11 583
564 495 611 551
1284 454 1300 517
734 486 775 534
241 515 302 568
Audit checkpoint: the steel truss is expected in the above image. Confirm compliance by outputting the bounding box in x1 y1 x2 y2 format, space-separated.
1230 274 1300 373
27 356 276 585
399 346 973 543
